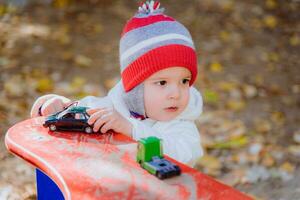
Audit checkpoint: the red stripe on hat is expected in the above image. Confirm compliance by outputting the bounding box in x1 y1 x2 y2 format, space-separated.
122 44 197 92
121 14 175 36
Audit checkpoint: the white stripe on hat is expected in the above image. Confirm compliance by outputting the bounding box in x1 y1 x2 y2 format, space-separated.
120 33 194 62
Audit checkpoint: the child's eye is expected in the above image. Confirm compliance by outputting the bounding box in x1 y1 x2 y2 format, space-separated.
156 80 167 86
182 79 190 84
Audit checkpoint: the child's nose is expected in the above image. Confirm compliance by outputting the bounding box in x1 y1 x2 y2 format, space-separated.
167 85 180 99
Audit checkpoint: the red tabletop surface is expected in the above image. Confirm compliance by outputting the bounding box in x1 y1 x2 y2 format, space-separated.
5 117 252 200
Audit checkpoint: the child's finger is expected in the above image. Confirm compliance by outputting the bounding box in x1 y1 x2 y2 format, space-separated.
87 108 104 115
93 116 110 132
88 109 111 125
30 94 57 117
41 98 64 116
100 120 113 134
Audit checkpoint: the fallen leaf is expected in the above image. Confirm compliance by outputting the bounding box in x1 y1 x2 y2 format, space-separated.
280 162 295 173
265 0 277 9
263 15 278 29
74 55 92 68
226 99 246 111
209 62 223 73
53 0 71 8
196 155 222 176
36 78 54 93
219 31 230 42
268 52 280 62
70 76 86 89
271 111 285 125
289 35 300 46
217 81 238 92
209 135 249 149
203 89 219 104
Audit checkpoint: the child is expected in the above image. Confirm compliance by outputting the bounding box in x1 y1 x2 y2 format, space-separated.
30 1 203 167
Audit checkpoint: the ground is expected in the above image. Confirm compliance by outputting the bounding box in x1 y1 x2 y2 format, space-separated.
0 0 299 199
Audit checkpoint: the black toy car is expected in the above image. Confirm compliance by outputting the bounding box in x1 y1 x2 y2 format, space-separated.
43 106 96 133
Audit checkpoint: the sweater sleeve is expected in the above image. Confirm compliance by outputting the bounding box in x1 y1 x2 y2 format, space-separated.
128 118 203 167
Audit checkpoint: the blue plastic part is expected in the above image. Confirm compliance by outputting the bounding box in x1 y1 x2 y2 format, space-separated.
36 169 65 200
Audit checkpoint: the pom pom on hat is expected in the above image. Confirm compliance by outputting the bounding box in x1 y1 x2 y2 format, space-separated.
137 1 164 16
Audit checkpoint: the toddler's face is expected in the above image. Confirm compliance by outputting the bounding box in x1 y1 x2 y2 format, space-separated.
144 67 191 121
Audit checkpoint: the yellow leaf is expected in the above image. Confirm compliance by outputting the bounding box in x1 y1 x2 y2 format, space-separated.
197 155 222 176
203 89 219 104
263 15 278 29
219 31 230 42
226 100 246 111
265 0 277 9
271 111 285 125
198 155 221 169
268 52 280 62
222 0 234 12
289 35 300 46
218 81 237 92
94 24 103 33
254 74 264 86
36 78 54 92
71 77 86 89
53 0 71 8
74 91 89 99
209 135 249 149
210 62 223 73
74 55 92 68
0 5 5 16
280 162 295 173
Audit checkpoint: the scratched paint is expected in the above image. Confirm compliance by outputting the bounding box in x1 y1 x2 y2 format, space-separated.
5 118 252 200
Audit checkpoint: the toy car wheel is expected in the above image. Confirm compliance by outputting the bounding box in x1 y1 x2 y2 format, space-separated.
85 126 93 134
156 172 165 180
175 166 181 175
49 124 57 131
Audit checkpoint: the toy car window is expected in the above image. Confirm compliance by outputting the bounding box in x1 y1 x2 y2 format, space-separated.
62 113 74 119
75 113 85 120
57 110 68 118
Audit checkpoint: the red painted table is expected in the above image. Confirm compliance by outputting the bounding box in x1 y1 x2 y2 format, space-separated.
5 117 252 200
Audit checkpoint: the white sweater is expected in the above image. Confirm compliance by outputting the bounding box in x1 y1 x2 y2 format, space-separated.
78 81 204 167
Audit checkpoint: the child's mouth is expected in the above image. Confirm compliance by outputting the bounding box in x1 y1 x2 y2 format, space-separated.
165 107 178 112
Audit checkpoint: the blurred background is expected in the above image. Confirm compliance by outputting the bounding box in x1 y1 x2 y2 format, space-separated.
0 0 299 199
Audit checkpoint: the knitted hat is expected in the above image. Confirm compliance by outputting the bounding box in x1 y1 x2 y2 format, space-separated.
120 1 198 92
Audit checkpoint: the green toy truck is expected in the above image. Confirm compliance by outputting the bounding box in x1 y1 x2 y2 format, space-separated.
137 136 181 179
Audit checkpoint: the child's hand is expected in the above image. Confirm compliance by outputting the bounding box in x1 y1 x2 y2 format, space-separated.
31 94 71 118
87 108 132 136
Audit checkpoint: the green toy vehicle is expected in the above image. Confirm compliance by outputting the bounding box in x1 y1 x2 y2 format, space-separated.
137 136 181 179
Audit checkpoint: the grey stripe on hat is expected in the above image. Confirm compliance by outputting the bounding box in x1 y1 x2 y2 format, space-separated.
120 21 193 54
120 39 195 72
